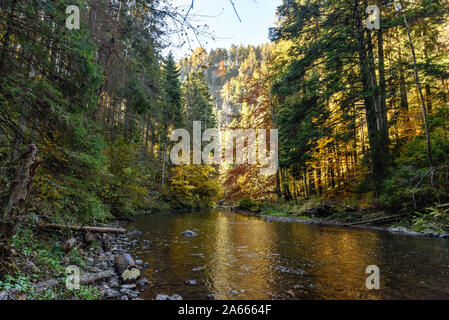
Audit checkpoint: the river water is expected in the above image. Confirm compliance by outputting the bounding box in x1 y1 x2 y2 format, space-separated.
127 209 449 300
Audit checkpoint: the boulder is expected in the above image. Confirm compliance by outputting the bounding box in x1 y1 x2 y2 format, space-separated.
181 230 197 237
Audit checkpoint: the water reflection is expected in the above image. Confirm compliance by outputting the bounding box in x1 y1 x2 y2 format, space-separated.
128 209 449 300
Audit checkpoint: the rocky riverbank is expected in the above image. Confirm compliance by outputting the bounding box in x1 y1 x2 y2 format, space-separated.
231 208 449 240
0 224 151 300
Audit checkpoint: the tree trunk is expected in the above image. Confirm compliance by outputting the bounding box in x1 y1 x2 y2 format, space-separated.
92 0 123 121
161 126 168 185
354 1 386 187
0 0 18 74
38 223 126 234
114 253 141 283
376 8 389 149
403 14 433 169
4 144 39 219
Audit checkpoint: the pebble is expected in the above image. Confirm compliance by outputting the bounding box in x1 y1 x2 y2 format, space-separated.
185 280 197 286
138 278 149 286
156 294 183 300
182 230 197 237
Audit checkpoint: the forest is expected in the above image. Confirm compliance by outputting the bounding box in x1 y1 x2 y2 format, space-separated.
0 0 449 300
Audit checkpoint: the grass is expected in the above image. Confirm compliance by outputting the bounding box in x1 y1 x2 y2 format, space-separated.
0 222 101 300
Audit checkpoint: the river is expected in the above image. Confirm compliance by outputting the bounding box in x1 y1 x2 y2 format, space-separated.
127 209 449 300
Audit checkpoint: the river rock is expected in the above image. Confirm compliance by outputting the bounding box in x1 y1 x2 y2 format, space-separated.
275 266 306 275
138 278 149 286
440 233 449 239
207 294 216 300
85 257 95 266
156 294 183 300
389 227 421 236
108 276 120 288
422 231 439 237
129 229 143 237
182 230 197 237
103 288 120 299
121 284 137 290
0 291 8 300
142 262 150 268
185 280 197 286
121 295 129 300
25 261 40 273
193 266 206 272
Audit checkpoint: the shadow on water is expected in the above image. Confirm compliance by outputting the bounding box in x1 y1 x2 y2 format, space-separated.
127 209 449 300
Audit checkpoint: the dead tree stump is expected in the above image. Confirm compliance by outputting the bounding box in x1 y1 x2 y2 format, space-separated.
4 144 40 219
114 253 140 283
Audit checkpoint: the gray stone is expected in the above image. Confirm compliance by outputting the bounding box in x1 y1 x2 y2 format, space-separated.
121 295 129 300
138 278 149 286
127 291 139 299
229 290 238 294
25 261 40 273
142 262 150 268
156 294 183 300
275 266 306 275
108 276 120 288
121 284 137 290
440 233 449 239
103 288 120 299
389 227 421 236
185 280 197 286
98 261 108 270
135 259 143 265
85 257 95 266
120 288 132 295
192 266 206 272
423 231 439 237
129 229 142 237
207 294 216 300
181 230 197 237
0 291 8 300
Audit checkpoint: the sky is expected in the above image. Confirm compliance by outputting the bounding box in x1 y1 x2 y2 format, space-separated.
168 0 282 58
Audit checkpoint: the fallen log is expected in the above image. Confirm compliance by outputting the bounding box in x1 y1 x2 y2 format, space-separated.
38 223 126 234
115 253 140 283
33 270 117 294
80 270 116 285
343 213 408 226
62 238 77 252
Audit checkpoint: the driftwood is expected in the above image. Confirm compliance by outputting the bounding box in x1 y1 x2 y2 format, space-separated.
33 270 116 294
4 144 40 219
343 214 408 226
435 203 449 209
62 238 77 252
114 253 140 283
80 270 116 285
38 223 126 234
